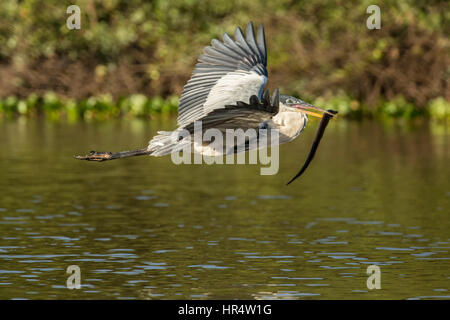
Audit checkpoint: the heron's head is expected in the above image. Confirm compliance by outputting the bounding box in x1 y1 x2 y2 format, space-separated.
279 95 334 119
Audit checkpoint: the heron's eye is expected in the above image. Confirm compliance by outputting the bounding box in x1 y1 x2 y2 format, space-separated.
286 99 293 104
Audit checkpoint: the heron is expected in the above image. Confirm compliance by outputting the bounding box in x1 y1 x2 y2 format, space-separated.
76 22 337 184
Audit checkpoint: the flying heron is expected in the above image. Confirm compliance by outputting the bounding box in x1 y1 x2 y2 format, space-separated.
76 22 337 184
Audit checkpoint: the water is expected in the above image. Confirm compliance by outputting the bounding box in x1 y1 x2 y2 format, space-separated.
0 117 449 299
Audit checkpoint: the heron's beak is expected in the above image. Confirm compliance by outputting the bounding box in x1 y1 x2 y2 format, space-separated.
291 104 336 119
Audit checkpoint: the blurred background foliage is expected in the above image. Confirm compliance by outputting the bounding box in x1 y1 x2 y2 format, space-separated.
0 0 449 119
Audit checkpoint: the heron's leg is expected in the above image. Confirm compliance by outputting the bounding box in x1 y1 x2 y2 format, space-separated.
74 148 151 161
74 151 115 161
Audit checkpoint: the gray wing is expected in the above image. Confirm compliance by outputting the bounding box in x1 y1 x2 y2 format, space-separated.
177 22 268 127
184 89 279 133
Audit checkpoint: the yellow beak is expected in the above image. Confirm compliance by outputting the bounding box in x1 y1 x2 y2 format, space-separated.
291 104 336 119
300 110 324 118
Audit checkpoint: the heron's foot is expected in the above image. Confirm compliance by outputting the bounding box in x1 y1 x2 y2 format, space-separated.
74 151 113 161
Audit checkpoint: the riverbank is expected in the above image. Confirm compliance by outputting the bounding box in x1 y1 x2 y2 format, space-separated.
0 93 449 121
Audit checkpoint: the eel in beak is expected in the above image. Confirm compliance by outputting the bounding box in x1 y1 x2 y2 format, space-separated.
287 109 338 185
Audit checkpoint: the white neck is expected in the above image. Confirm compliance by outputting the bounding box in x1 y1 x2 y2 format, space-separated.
271 111 307 144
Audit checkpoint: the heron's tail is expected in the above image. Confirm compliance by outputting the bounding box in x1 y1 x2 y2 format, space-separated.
147 130 189 156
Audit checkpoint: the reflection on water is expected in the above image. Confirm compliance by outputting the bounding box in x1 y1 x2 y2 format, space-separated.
0 117 449 299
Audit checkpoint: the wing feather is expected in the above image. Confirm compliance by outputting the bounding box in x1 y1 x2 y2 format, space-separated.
177 22 268 127
210 39 243 60
245 22 260 58
256 24 267 65
233 27 253 56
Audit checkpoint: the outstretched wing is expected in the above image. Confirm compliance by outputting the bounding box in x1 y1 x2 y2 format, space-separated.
177 22 268 127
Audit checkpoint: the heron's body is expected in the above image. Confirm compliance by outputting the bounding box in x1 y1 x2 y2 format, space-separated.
147 101 308 157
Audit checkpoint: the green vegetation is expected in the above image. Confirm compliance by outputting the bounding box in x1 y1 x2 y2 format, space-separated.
1 93 449 121
0 93 178 120
0 0 448 120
